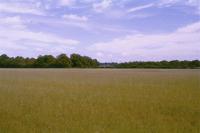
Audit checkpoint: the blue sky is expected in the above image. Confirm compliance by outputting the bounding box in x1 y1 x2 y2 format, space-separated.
0 0 199 62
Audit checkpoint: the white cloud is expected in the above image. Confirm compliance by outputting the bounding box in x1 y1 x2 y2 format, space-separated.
0 16 79 56
0 2 44 15
126 0 200 16
88 21 200 61
0 16 26 29
187 0 200 5
127 3 154 13
93 0 112 12
59 0 76 6
177 21 200 33
62 14 88 22
158 0 181 6
158 0 200 15
186 0 200 14
158 0 200 6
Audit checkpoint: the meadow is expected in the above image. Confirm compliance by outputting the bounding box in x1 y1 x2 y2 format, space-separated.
0 69 199 133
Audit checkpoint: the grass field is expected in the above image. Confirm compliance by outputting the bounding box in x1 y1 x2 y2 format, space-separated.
0 69 199 133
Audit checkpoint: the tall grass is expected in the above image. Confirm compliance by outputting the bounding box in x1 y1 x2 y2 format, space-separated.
0 69 199 133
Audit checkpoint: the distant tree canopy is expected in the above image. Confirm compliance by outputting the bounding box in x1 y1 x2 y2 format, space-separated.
0 54 99 68
0 54 199 68
70 54 99 68
111 60 200 69
55 54 71 68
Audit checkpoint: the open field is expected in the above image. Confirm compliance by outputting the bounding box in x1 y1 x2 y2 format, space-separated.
0 69 199 133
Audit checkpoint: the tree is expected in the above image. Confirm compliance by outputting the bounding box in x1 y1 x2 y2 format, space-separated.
70 54 83 68
81 56 93 68
34 55 56 68
189 60 200 68
70 54 99 68
0 53 198 68
0 54 10 68
55 54 71 68
25 58 36 68
12 56 26 68
91 59 99 68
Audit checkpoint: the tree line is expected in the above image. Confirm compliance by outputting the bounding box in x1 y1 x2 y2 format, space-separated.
0 54 199 68
102 60 200 69
0 54 99 68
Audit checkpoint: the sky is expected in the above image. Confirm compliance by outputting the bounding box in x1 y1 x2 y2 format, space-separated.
0 0 199 62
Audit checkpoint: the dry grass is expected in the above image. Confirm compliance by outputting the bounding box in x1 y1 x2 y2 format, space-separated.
0 69 199 133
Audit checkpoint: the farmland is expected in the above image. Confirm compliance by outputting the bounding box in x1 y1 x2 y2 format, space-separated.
0 69 199 133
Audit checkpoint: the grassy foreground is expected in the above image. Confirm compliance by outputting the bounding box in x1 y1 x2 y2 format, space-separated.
0 69 199 133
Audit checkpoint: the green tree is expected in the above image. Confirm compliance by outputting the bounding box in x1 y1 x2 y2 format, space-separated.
189 60 200 68
25 58 36 68
70 54 83 68
0 54 10 68
34 55 56 68
55 54 71 68
12 56 26 68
